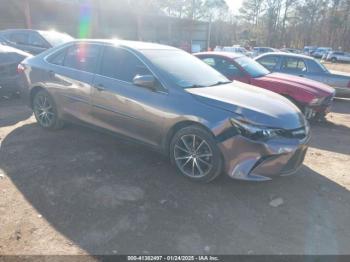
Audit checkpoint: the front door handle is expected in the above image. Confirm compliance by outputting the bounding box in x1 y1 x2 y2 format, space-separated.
298 74 304 77
94 83 105 91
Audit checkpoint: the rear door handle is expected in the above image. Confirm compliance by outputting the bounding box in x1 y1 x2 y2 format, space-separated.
298 74 304 77
94 83 105 91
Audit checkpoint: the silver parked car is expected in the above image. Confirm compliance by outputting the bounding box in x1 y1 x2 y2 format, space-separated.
326 51 350 63
19 40 310 182
255 52 350 97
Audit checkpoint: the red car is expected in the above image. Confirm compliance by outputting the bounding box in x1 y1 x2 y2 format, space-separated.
195 52 335 120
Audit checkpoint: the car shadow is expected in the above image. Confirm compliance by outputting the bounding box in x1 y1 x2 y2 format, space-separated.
307 99 350 155
1 123 350 254
0 98 32 128
331 97 350 114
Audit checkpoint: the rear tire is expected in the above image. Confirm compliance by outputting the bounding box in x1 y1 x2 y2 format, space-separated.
169 125 223 183
33 89 64 130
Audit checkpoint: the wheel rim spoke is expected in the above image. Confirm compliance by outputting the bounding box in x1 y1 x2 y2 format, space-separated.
34 95 54 127
194 159 204 176
181 157 192 168
175 144 190 154
197 157 212 168
181 137 192 152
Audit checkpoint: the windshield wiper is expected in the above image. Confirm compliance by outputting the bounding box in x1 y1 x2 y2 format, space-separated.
209 81 232 87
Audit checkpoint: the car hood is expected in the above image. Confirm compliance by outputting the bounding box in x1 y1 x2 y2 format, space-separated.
261 73 335 96
187 81 306 130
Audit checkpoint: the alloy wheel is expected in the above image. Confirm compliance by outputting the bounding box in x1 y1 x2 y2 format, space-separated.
34 94 55 127
174 134 213 178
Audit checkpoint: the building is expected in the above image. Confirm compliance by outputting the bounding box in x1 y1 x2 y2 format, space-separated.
0 0 210 52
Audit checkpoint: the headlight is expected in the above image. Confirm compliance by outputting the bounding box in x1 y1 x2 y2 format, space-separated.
309 97 324 106
230 118 281 141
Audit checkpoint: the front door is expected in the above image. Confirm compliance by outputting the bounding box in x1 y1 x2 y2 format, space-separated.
91 46 166 147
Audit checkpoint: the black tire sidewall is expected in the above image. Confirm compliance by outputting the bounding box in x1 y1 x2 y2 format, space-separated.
170 125 223 183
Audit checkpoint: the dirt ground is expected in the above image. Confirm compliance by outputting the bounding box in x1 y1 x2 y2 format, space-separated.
324 61 350 73
0 97 349 256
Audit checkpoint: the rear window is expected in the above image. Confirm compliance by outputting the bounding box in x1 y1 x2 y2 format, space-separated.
39 31 73 47
64 44 100 73
257 55 279 70
282 57 306 72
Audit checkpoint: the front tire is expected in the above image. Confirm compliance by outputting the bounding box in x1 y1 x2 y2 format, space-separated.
331 57 337 63
170 126 223 183
33 89 64 130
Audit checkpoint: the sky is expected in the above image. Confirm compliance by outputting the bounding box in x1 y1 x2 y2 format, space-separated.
224 0 244 13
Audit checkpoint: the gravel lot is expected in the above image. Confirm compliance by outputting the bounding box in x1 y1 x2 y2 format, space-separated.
0 97 349 255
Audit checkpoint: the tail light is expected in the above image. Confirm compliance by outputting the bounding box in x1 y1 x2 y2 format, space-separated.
17 63 26 74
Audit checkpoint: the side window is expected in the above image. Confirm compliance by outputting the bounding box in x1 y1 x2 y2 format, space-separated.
307 60 325 73
9 33 29 45
64 44 100 73
282 57 306 72
202 57 216 67
257 56 278 70
28 33 47 48
214 58 242 78
48 49 67 66
99 47 151 82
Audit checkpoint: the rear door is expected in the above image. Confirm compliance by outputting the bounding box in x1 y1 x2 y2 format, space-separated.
45 43 102 123
91 46 166 146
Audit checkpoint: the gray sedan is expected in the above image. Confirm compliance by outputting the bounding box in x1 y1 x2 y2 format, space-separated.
19 40 310 182
255 52 350 97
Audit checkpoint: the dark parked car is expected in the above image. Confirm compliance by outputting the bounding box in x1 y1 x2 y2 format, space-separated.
19 40 310 182
303 46 317 56
195 52 335 120
252 47 279 57
0 44 31 97
0 29 73 55
311 47 332 58
280 48 302 54
255 52 350 97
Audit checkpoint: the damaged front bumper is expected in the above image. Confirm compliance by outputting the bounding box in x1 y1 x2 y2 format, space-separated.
218 133 310 181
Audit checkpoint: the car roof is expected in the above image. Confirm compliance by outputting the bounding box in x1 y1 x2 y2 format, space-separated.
0 43 32 56
67 39 178 51
194 51 244 59
0 29 42 34
256 52 314 60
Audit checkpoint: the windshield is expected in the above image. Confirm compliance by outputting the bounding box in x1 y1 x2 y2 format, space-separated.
142 49 230 88
235 56 270 78
39 31 74 47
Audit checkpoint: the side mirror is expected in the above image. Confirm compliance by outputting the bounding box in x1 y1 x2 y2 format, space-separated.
133 75 156 90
